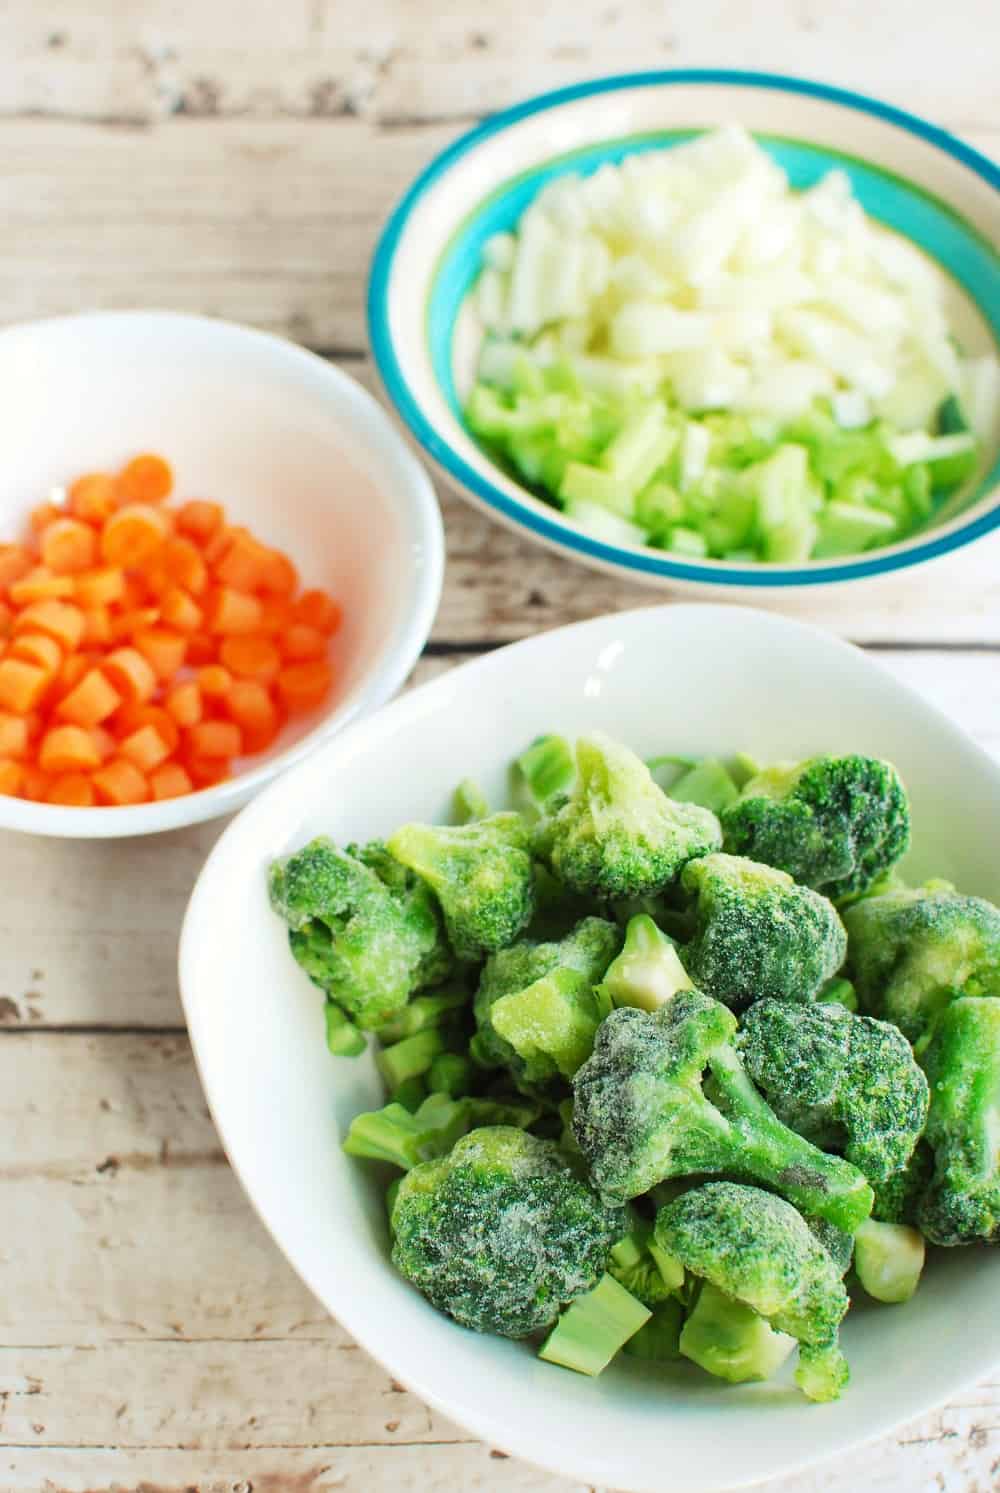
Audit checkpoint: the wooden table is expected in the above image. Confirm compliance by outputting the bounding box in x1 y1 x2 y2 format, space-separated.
2 3 999 1489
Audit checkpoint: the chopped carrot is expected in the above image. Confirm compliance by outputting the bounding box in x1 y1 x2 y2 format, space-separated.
109 606 160 644
74 568 125 608
185 720 242 758
9 567 77 606
81 606 113 647
281 623 326 662
69 472 118 525
100 503 171 568
295 589 342 634
257 596 292 635
39 724 102 774
116 453 173 505
176 499 224 543
118 575 149 611
30 501 63 534
150 762 194 800
183 753 231 788
118 723 171 773
134 627 187 681
92 758 148 806
113 702 180 755
0 759 23 796
91 725 116 762
196 664 232 700
159 587 203 633
41 517 98 575
164 680 203 729
276 659 334 713
0 713 30 758
161 536 207 596
0 602 10 637
0 546 33 591
186 633 216 667
46 772 96 807
20 764 51 801
0 658 49 712
259 549 298 597
55 653 90 697
219 634 281 681
202 525 235 567
56 668 122 728
101 647 157 705
214 532 272 592
12 600 85 652
225 680 277 733
204 586 262 636
9 633 63 676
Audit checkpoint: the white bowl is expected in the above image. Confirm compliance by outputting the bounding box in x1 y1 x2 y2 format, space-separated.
180 603 1000 1493
0 311 443 837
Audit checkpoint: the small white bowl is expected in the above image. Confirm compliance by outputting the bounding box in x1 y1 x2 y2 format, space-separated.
181 603 1000 1493
0 311 444 838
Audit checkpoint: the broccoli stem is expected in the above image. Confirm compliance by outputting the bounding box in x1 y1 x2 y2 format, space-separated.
648 1237 685 1293
428 1052 475 1099
623 1299 684 1360
680 1281 796 1384
518 734 575 806
343 1094 473 1170
539 1274 651 1376
373 989 468 1045
376 1029 447 1091
853 1218 925 1303
324 1000 366 1058
392 1076 428 1113
669 758 740 815
601 914 693 1013
453 778 489 824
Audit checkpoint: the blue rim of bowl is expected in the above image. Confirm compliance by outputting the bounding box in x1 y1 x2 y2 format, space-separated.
368 69 1000 587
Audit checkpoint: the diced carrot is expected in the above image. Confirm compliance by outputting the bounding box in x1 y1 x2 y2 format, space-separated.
9 567 77 606
100 503 171 568
74 568 125 608
257 596 292 636
56 653 90 697
92 758 148 806
47 772 97 807
20 764 51 801
165 680 203 729
160 536 207 596
150 762 194 801
133 626 187 681
225 679 278 733
186 633 216 667
218 634 281 681
176 499 224 543
0 602 10 637
118 723 171 773
91 725 116 762
39 724 102 774
113 702 180 755
81 606 113 647
56 668 122 727
109 606 160 644
0 546 33 591
69 472 118 525
202 525 235 566
281 623 326 662
159 587 203 633
30 501 63 533
259 548 299 597
183 753 231 788
204 586 262 635
185 720 242 758
0 759 23 796
41 517 98 575
116 453 173 505
214 532 272 592
276 659 333 713
12 600 85 652
101 647 157 705
0 658 49 712
196 664 232 700
0 713 30 758
9 632 63 676
294 589 342 634
119 575 148 611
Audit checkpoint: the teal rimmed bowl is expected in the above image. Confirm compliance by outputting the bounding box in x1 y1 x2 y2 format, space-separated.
368 70 1000 592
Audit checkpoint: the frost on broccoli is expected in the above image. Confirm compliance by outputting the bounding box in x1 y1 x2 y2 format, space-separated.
534 732 722 900
269 837 451 1029
871 1145 933 1226
387 812 536 960
844 886 1000 1042
472 917 622 1089
739 999 929 1183
721 754 911 901
680 853 847 1009
917 997 1000 1246
572 992 873 1231
656 1182 851 1401
390 1127 623 1337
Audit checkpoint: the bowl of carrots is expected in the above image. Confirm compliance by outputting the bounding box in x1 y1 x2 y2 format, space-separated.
0 311 444 836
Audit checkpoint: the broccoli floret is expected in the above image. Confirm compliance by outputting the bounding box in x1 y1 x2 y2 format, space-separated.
391 1127 623 1337
572 992 873 1231
853 1219 925 1303
269 837 450 1029
680 853 847 1009
721 754 911 901
607 1212 684 1307
871 1144 933 1225
534 732 722 900
738 999 929 1183
656 1181 851 1402
388 813 535 960
917 997 1000 1246
600 913 693 1012
343 1092 539 1170
844 886 1000 1042
473 917 622 1089
679 1280 796 1384
805 1216 854 1277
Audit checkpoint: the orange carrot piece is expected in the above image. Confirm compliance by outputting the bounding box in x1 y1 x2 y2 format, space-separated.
202 525 235 566
9 567 77 605
100 503 171 568
55 654 90 697
294 589 342 634
214 532 272 592
0 713 30 758
133 626 187 681
281 623 326 661
183 753 231 788
56 668 122 727
225 679 278 733
81 606 113 647
9 632 63 676
176 499 224 543
256 596 292 636
0 545 33 591
185 719 242 758
0 602 11 637
12 600 85 652
0 658 49 712
149 762 194 800
0 759 23 796
91 725 116 762
69 472 118 525
101 647 157 705
276 659 333 713
39 724 102 774
118 723 171 773
159 587 203 633
204 586 262 636
92 758 148 806
113 702 181 755
116 453 173 505
46 772 96 806
30 501 63 534
74 567 125 608
196 664 232 699
259 548 298 597
218 634 281 681
41 517 98 575
109 606 160 644
165 680 203 729
19 764 51 801
160 536 207 596
186 633 216 667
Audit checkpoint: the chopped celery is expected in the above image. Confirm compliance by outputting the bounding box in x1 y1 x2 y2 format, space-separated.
886 430 978 489
559 461 634 515
636 481 685 535
539 1274 651 1376
667 526 709 558
813 501 896 558
562 497 647 546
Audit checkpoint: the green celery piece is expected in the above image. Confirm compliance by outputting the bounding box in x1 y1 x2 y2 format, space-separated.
511 351 545 397
623 1299 684 1360
562 497 648 546
887 430 978 490
600 405 677 494
667 526 709 558
752 445 817 563
559 461 634 516
375 1028 447 1091
721 547 757 562
853 1219 925 1304
636 481 685 536
453 778 489 824
903 463 933 521
680 1281 797 1384
325 1000 366 1058
813 500 897 558
670 758 740 814
518 734 575 806
374 990 468 1045
539 1274 651 1376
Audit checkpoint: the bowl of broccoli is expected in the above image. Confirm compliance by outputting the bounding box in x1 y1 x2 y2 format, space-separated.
180 603 1000 1493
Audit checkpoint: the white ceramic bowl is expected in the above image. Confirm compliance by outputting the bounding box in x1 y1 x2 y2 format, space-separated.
181 603 1000 1493
369 70 1000 595
0 311 443 837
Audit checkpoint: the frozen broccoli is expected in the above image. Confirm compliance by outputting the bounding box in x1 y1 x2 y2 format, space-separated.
572 992 873 1231
656 1182 851 1401
600 913 693 1012
517 734 576 808
388 813 536 960
623 1298 685 1361
679 1280 796 1384
391 1127 623 1336
534 732 722 900
853 1219 925 1303
539 1273 651 1375
721 754 910 901
343 1092 539 1170
805 1216 854 1277
269 837 450 1029
472 917 622 1088
680 853 847 1009
871 1145 933 1226
844 886 1000 1042
739 999 929 1182
607 1212 685 1306
917 996 1000 1246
